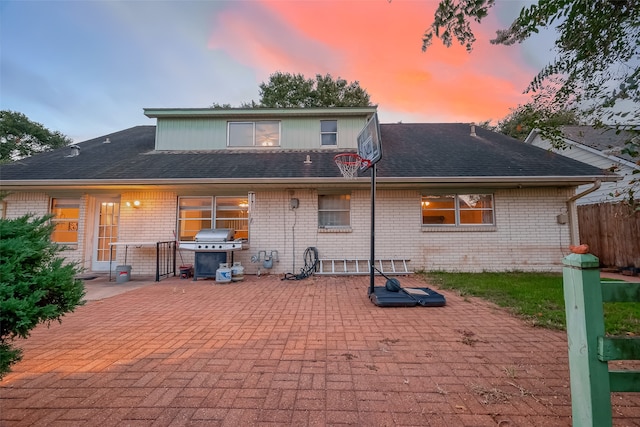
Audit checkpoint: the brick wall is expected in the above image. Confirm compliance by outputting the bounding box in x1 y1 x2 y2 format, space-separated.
246 187 573 274
3 187 574 276
3 192 87 268
112 191 178 275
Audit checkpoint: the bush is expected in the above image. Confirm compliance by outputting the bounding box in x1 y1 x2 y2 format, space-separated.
0 214 85 379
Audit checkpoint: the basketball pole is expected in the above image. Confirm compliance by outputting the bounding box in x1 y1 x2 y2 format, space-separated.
369 163 376 295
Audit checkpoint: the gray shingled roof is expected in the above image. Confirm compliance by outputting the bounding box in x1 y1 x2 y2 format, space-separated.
0 123 611 183
560 125 638 163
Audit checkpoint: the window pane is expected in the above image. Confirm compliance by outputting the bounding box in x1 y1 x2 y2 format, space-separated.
459 194 493 209
422 195 455 225
215 196 249 239
180 198 212 208
319 211 350 227
321 120 337 146
319 194 350 210
216 196 247 210
321 134 337 146
228 122 253 147
255 121 280 146
459 194 494 225
178 197 212 241
321 120 337 132
318 194 350 227
51 198 80 244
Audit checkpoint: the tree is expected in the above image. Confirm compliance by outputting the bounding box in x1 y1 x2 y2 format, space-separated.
0 111 73 164
210 103 233 109
0 213 85 379
421 0 639 207
257 72 372 108
496 103 579 142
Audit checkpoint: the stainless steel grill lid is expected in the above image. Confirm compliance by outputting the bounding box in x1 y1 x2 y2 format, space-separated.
194 228 234 242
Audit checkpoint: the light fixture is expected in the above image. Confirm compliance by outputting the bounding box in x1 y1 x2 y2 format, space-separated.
421 200 430 208
126 200 141 208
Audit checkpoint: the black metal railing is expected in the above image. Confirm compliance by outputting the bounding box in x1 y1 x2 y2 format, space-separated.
156 241 176 281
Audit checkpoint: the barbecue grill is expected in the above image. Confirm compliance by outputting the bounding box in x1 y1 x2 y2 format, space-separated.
179 229 243 280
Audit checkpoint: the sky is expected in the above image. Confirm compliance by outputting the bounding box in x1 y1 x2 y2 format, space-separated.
0 0 556 143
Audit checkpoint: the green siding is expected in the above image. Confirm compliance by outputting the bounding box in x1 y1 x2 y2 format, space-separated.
155 114 370 151
282 116 367 149
156 118 226 150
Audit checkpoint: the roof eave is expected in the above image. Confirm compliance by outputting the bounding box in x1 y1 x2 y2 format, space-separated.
0 175 619 192
143 107 378 119
379 175 620 184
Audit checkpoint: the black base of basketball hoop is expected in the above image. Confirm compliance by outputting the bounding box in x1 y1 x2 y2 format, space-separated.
334 153 371 179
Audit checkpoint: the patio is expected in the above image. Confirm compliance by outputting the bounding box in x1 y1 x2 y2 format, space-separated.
1 274 639 426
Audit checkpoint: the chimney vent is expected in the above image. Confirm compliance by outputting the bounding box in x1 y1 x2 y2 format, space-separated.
65 145 80 158
470 124 477 137
103 138 111 144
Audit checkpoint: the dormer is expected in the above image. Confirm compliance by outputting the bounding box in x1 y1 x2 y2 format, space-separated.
143 107 378 151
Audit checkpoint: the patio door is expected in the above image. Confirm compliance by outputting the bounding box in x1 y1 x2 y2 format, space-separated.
92 198 120 271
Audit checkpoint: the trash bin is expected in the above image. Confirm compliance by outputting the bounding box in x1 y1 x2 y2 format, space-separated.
116 265 132 283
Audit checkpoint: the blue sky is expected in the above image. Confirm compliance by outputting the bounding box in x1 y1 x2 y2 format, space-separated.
1 0 554 142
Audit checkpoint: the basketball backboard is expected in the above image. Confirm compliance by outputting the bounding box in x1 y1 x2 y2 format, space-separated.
357 113 382 171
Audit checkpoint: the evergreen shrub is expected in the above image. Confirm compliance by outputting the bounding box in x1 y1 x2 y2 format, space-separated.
0 214 85 379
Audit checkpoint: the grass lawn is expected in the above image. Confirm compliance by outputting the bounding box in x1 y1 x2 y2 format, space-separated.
419 271 640 336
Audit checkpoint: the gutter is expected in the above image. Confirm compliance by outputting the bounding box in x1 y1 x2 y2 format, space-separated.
0 175 619 189
566 180 602 246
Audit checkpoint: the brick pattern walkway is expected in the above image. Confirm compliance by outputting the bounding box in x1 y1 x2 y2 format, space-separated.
1 275 639 426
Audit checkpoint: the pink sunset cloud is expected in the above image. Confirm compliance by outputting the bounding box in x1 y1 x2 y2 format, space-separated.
208 0 539 123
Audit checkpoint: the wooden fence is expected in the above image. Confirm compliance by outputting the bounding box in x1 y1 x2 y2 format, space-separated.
563 253 640 427
578 203 640 269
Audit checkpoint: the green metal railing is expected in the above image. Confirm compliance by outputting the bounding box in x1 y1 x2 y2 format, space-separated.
562 253 640 427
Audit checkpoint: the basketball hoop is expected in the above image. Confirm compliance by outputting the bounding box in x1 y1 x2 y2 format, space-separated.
334 153 369 179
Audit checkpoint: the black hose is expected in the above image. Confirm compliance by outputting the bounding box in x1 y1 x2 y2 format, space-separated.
282 247 319 280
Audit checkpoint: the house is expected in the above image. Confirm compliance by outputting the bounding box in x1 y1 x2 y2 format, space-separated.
524 125 639 205
525 125 639 271
0 107 618 277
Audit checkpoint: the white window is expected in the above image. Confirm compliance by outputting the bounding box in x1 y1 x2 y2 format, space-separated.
320 120 337 146
228 121 280 147
214 196 249 240
177 196 249 241
318 193 350 228
421 194 494 226
50 198 80 244
178 197 212 241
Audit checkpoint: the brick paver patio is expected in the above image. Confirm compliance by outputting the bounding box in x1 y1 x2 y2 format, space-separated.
1 274 639 426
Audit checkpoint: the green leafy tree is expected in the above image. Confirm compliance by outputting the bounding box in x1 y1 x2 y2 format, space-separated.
210 103 233 109
0 213 85 379
0 110 73 163
496 102 580 142
422 0 639 124
421 0 639 206
258 72 372 108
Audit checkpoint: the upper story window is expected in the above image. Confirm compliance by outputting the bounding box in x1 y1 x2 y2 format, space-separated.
318 193 350 228
50 198 80 244
422 194 494 226
228 121 280 147
320 120 337 146
178 196 249 241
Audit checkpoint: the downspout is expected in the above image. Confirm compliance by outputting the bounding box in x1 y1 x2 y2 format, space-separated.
566 180 601 245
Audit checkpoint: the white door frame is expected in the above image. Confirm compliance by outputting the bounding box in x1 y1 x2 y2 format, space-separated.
92 197 120 272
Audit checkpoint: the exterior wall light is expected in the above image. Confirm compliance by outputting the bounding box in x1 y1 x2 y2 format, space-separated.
126 200 141 208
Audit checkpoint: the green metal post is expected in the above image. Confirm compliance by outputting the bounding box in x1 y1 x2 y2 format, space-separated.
562 253 612 427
